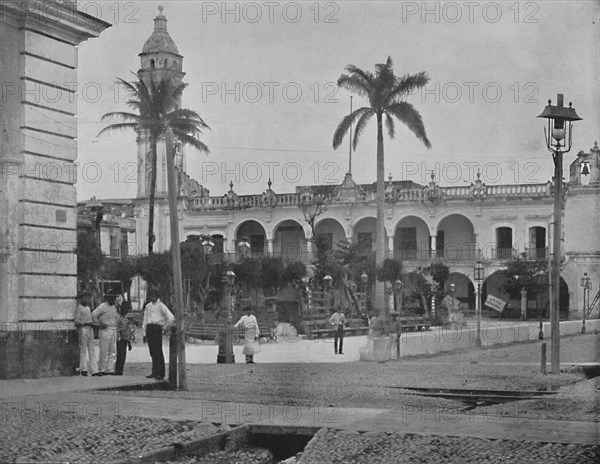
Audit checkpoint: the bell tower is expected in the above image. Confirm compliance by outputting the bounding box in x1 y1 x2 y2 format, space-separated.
136 5 185 198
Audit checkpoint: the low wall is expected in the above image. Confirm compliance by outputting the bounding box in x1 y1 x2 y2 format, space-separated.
398 319 600 358
0 327 78 379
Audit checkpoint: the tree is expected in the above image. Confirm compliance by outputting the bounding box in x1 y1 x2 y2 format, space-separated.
76 231 104 307
333 57 431 314
134 251 173 306
500 256 547 319
103 258 136 301
179 237 214 319
98 73 209 253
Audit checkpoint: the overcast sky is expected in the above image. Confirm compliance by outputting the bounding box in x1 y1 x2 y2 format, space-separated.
75 1 600 200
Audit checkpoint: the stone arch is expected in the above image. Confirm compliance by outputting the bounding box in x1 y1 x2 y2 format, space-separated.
447 271 475 312
435 213 477 262
351 216 377 252
235 220 268 255
272 219 307 263
314 217 346 251
393 215 431 261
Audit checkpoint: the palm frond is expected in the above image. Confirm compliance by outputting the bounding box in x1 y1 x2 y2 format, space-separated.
100 112 139 123
386 102 431 149
352 108 374 151
385 113 395 139
97 122 139 137
332 107 372 149
173 130 210 154
337 74 371 98
387 72 430 103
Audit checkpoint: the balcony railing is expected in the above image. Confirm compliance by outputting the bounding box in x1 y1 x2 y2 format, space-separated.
184 181 554 212
391 247 478 262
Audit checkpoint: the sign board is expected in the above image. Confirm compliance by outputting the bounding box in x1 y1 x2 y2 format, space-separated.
485 294 507 312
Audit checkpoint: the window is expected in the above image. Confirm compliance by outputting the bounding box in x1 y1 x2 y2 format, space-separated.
357 233 372 252
396 227 416 259
250 234 264 254
495 227 513 259
109 231 120 259
150 59 155 68
120 232 129 259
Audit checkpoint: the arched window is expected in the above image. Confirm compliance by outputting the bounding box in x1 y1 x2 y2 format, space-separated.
164 59 168 68
150 59 155 68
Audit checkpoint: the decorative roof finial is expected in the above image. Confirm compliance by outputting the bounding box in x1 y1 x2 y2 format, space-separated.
476 169 481 181
267 178 272 190
229 180 234 191
158 5 164 14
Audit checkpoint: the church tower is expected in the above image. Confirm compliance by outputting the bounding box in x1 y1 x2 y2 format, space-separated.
136 5 186 199
135 6 186 253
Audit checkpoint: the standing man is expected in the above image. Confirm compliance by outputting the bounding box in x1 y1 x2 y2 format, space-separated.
234 307 260 363
142 288 174 380
74 290 98 376
329 306 346 355
389 312 403 360
91 292 119 376
115 298 134 375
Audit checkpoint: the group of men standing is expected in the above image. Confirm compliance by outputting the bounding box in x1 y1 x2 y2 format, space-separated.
75 287 173 379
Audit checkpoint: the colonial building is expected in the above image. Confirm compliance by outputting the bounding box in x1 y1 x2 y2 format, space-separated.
0 1 110 378
125 8 599 321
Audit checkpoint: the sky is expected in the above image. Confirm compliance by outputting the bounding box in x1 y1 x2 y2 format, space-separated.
75 0 600 201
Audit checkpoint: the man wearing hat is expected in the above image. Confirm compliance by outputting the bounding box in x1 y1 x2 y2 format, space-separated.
142 287 174 380
92 291 119 375
74 290 98 376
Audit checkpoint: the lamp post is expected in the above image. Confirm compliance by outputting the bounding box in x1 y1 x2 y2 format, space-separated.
323 274 333 312
538 94 582 374
361 271 368 314
394 279 402 316
217 269 236 363
513 274 528 321
474 260 484 348
580 272 591 334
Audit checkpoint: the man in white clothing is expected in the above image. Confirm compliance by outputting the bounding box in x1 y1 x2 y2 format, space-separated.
142 288 174 380
91 292 119 375
74 290 98 376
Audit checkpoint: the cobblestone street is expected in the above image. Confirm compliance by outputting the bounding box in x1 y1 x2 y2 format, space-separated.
1 332 598 462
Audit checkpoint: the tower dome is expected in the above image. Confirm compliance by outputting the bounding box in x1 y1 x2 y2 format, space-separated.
141 5 179 55
138 5 184 82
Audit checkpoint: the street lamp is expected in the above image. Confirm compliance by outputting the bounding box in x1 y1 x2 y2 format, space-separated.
580 272 591 334
217 269 236 364
513 274 528 321
474 260 484 348
538 93 582 374
202 236 215 255
323 274 333 313
238 237 251 260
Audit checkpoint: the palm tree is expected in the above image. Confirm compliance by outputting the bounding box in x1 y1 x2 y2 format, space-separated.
332 56 431 314
98 73 209 253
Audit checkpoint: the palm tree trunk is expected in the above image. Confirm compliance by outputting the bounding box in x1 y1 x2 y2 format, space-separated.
147 140 158 254
375 112 386 315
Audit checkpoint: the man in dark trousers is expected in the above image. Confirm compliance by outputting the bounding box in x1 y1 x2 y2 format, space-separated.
328 306 346 355
142 288 174 380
